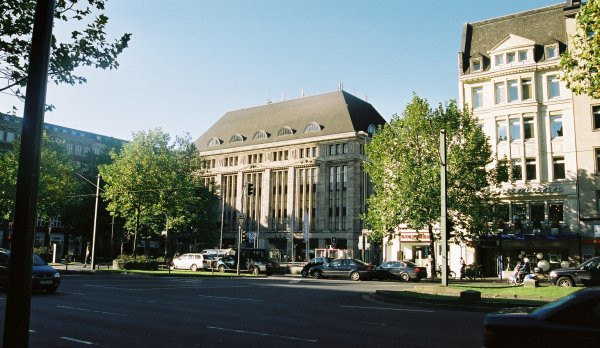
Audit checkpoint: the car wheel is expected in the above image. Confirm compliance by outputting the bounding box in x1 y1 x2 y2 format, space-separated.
301 269 309 278
557 276 574 287
250 266 259 275
218 265 226 273
190 264 198 272
314 270 323 279
400 273 410 282
350 271 360 281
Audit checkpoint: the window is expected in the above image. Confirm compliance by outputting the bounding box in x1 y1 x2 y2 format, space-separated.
66 143 73 153
549 203 564 222
304 122 321 133
0 128 4 141
229 134 244 143
6 130 15 143
550 115 563 139
548 75 560 98
593 106 600 130
75 144 82 154
530 203 545 226
553 157 565 179
93 148 100 155
495 54 504 66
512 203 527 223
524 117 535 139
367 124 376 136
507 52 516 63
495 82 506 104
596 148 600 173
472 59 482 71
277 127 293 136
510 118 521 141
252 130 268 140
521 78 532 100
497 120 507 142
472 87 483 108
546 44 558 60
342 143 348 154
508 80 518 102
329 145 335 155
512 159 522 181
525 159 536 180
207 137 221 147
518 50 528 61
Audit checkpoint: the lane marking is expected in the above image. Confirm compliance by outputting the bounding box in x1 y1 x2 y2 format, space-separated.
207 326 317 343
360 321 387 326
29 329 36 333
197 294 263 302
60 336 95 345
59 291 85 296
339 305 434 313
288 279 301 284
85 284 253 291
57 305 126 317
136 299 156 304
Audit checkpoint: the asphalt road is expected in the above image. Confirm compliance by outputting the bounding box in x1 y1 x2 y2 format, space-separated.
0 274 487 347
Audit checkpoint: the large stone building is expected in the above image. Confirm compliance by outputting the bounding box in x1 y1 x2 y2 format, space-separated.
195 90 385 261
457 0 599 276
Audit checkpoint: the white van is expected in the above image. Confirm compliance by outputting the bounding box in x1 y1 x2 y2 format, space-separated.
172 253 212 271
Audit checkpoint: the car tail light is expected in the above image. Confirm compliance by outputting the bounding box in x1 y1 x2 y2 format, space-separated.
415 268 420 273
366 265 373 271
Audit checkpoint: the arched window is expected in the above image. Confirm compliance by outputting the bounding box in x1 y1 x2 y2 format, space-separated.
229 134 244 143
277 126 294 136
207 137 221 147
367 124 377 136
304 122 321 133
252 130 268 140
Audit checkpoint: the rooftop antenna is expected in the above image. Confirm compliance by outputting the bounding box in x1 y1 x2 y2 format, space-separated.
301 88 304 97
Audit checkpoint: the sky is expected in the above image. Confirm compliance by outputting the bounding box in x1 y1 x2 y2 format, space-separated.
1 0 562 141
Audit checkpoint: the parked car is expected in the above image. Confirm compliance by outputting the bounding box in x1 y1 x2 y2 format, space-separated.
310 258 376 281
200 249 229 257
301 257 332 278
172 253 212 271
0 249 61 293
376 260 427 282
216 248 279 275
548 256 600 287
483 286 600 347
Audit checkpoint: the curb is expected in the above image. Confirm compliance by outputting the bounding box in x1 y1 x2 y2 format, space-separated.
372 290 544 313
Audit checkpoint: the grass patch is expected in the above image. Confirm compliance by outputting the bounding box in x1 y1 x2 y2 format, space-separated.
447 283 581 300
386 290 547 306
98 269 260 277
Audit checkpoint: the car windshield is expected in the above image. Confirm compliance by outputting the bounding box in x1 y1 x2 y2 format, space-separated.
33 254 46 266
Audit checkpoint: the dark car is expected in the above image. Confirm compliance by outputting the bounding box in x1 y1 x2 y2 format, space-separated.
548 256 600 287
301 257 332 278
376 260 427 282
216 248 278 275
309 258 376 281
483 287 600 347
0 249 61 293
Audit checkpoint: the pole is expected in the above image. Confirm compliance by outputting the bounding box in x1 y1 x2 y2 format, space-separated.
3 1 56 347
109 215 114 261
219 194 225 250
236 223 242 275
90 174 100 270
440 129 448 287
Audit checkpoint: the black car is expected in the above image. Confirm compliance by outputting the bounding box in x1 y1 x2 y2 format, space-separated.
0 249 61 293
483 287 600 347
216 248 278 275
548 256 600 287
309 258 376 281
376 260 427 282
301 257 332 278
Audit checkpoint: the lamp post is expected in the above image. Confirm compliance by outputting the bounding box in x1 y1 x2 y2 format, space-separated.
90 174 100 270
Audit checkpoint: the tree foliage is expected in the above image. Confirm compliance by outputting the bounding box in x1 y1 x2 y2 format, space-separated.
364 95 496 247
99 129 220 255
561 0 600 98
0 0 131 109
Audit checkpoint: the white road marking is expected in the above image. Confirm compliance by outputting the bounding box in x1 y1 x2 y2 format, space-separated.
85 284 253 291
59 336 95 345
59 291 85 296
29 329 36 333
207 326 317 343
288 279 301 284
339 305 434 313
360 321 387 326
197 294 263 302
57 305 127 317
136 299 156 303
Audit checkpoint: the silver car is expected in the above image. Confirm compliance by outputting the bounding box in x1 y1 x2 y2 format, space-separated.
172 253 212 271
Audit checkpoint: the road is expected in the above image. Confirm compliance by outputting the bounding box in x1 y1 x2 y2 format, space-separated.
0 274 486 347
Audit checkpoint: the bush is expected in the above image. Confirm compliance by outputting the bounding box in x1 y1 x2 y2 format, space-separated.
115 255 162 270
34 247 52 263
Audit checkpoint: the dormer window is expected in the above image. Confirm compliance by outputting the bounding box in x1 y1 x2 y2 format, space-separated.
252 130 268 140
545 44 558 60
367 124 377 136
472 59 482 72
229 134 244 143
207 137 221 147
277 126 294 136
304 122 321 133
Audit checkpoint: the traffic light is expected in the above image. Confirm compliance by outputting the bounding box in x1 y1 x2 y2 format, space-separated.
445 219 455 240
331 236 337 247
247 182 254 196
241 230 247 242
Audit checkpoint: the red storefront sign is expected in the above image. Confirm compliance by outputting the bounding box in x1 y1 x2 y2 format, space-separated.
400 232 431 242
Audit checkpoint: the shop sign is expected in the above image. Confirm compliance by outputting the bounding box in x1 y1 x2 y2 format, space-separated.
500 185 563 195
400 232 430 242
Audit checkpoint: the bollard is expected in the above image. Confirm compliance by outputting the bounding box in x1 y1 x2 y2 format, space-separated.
460 290 481 301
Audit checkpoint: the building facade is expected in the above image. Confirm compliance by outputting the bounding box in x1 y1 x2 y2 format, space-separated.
458 1 599 276
195 91 385 261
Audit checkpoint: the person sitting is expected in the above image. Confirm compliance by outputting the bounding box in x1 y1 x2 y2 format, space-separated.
518 258 531 282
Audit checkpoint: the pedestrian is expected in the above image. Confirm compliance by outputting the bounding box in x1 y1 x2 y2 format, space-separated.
460 257 466 279
82 248 90 268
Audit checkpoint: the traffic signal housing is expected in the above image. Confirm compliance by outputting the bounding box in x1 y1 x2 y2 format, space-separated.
247 182 254 196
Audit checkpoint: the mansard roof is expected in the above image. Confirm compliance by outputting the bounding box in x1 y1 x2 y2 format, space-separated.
195 91 385 152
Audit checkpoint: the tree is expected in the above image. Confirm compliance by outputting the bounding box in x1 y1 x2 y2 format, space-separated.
364 95 495 274
99 129 220 256
1 0 131 109
561 0 600 98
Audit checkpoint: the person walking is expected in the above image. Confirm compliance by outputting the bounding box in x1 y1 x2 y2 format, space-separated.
459 257 466 279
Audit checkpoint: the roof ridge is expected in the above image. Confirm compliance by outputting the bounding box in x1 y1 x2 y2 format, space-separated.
468 3 564 27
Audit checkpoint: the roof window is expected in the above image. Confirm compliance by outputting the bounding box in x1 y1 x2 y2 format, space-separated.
304 122 321 133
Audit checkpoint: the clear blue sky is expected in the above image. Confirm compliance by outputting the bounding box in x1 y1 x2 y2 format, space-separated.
1 0 561 141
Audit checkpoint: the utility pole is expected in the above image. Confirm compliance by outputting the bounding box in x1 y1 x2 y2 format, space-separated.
90 174 100 270
440 129 449 287
3 1 56 347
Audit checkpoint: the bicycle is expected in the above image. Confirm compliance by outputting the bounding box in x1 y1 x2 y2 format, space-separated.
465 264 484 280
436 265 456 279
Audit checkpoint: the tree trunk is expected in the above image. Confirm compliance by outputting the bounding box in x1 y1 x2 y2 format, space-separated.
428 224 436 278
44 221 51 248
132 208 140 256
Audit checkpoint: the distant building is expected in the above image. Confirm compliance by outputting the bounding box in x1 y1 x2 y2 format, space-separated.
195 91 385 261
457 0 599 276
0 112 126 257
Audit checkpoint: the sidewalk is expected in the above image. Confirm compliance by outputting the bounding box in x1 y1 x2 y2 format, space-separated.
51 262 108 274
